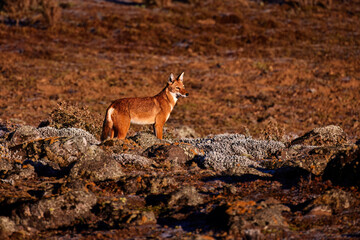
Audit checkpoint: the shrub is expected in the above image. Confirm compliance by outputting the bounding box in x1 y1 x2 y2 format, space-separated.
0 0 61 27
46 102 103 138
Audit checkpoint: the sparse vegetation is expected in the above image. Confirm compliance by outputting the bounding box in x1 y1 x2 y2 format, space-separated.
0 0 61 27
47 102 103 138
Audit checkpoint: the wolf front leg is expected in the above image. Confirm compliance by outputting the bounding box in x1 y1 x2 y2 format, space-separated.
154 114 167 139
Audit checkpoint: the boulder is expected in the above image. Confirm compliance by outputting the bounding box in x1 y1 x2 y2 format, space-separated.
70 145 124 181
168 186 203 206
265 145 340 176
0 216 16 238
323 144 360 187
0 145 15 172
37 126 100 145
290 125 348 146
13 184 97 230
182 134 285 171
114 153 153 168
304 189 355 216
8 126 40 147
44 136 90 167
145 144 188 167
129 132 163 149
212 198 290 236
118 174 176 195
8 136 91 178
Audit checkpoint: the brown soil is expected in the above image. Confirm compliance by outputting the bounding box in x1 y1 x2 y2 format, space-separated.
0 0 359 141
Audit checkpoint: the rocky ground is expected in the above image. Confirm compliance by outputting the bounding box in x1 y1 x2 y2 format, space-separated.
1 122 360 239
0 0 360 239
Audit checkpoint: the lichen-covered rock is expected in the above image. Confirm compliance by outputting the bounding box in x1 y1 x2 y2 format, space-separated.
304 189 355 215
323 144 360 187
129 132 164 149
168 186 203 206
131 210 157 225
0 144 15 172
213 198 290 236
9 126 99 147
0 216 16 238
13 185 97 231
145 144 188 167
38 126 100 145
265 145 341 176
9 136 92 177
8 163 36 180
182 134 285 171
8 126 40 147
290 125 348 146
118 174 177 195
70 145 124 181
44 136 90 167
114 153 153 168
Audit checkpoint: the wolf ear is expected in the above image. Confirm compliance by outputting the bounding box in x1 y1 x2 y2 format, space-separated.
168 73 175 84
178 72 184 82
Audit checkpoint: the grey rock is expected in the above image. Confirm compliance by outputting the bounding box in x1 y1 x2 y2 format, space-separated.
291 125 348 146
70 145 124 181
145 144 188 167
251 198 290 227
0 145 14 172
38 127 100 145
9 126 40 147
304 189 355 215
323 144 360 187
266 145 340 176
221 198 289 235
129 132 163 149
114 153 153 168
8 163 36 180
14 187 97 230
168 186 203 206
132 211 157 225
182 134 285 171
45 136 90 167
0 216 16 238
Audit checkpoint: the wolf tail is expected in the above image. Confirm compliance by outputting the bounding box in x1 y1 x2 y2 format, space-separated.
100 108 113 141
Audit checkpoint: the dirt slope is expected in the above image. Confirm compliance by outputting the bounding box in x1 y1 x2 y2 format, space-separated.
0 0 359 139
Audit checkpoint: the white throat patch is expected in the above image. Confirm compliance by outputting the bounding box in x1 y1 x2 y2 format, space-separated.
170 91 178 104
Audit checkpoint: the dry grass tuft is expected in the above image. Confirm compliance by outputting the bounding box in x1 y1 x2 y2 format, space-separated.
47 102 103 139
0 0 61 27
260 118 286 142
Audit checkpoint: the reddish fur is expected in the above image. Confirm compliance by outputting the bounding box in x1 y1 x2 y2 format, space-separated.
101 73 188 141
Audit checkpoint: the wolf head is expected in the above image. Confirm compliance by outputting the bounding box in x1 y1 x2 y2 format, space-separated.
168 72 189 98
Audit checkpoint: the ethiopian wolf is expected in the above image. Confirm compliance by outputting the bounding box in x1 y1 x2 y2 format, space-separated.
101 72 189 140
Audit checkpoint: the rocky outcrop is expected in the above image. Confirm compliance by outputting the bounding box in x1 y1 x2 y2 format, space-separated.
0 216 16 238
323 144 360 187
168 186 204 206
212 198 290 236
0 123 359 239
13 183 97 231
182 134 285 172
145 144 188 168
290 125 348 146
69 145 124 181
304 189 355 216
8 126 100 147
129 132 164 149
